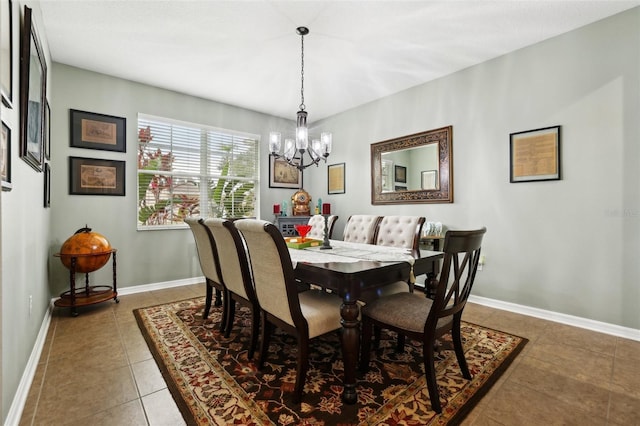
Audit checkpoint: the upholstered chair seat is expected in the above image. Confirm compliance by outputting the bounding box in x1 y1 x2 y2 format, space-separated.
307 214 338 240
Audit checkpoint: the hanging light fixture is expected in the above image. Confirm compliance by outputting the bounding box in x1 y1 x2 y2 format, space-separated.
269 27 332 171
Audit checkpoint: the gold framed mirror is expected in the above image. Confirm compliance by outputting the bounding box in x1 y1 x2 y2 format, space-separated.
371 126 453 204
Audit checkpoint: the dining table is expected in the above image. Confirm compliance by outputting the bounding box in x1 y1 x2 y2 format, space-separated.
288 239 443 404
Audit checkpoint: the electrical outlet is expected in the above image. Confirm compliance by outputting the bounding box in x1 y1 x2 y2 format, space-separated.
478 255 486 271
29 295 33 317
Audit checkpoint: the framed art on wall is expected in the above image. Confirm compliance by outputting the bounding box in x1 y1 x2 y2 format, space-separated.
327 162 345 194
509 125 561 183
69 156 126 196
1 121 11 191
19 6 46 172
43 162 50 207
1 0 13 107
269 155 302 189
394 165 406 183
70 109 126 152
44 100 50 160
421 170 439 190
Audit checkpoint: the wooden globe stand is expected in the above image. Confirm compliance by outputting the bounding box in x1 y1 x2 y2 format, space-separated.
54 249 118 317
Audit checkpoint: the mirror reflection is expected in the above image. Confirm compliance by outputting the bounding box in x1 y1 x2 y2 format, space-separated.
371 126 453 204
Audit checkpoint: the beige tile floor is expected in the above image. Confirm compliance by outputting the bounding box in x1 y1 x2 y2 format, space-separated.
19 283 640 425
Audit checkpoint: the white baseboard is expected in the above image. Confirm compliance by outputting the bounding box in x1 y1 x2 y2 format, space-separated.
6 279 638 426
468 295 640 342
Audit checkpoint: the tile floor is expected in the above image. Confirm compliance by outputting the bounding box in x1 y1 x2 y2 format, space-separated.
18 283 640 425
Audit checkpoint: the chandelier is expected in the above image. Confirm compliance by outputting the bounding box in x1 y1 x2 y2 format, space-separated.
269 27 332 171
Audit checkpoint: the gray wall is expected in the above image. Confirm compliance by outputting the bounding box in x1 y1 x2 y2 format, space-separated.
309 7 640 329
2 4 639 422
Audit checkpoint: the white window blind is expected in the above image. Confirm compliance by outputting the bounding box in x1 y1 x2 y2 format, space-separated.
137 114 259 230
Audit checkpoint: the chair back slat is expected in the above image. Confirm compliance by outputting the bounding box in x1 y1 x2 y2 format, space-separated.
234 219 303 328
427 228 486 333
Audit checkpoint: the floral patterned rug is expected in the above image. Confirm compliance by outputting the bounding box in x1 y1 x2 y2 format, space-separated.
134 297 527 425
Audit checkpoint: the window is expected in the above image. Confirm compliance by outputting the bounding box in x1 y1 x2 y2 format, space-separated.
137 114 259 230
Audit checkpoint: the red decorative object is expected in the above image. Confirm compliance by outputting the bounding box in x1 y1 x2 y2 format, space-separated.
294 224 312 242
273 204 281 214
322 203 331 215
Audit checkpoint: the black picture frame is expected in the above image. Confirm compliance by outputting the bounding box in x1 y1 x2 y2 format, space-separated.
394 165 407 183
69 156 126 196
1 0 13 107
268 155 302 189
70 109 126 152
43 162 50 207
327 162 345 194
509 125 561 183
44 100 50 160
1 121 11 191
19 6 46 172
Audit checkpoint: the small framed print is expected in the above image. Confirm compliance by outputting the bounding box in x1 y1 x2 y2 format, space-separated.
44 100 51 160
421 170 439 190
70 109 126 152
1 0 13 107
394 165 406 183
510 125 561 183
1 121 11 191
269 155 302 189
327 162 345 194
69 156 125 196
43 162 50 207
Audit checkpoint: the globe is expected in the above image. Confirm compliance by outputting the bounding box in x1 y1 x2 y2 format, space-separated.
59 226 112 273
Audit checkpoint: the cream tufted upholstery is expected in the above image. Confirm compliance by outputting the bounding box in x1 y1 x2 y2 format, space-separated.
361 215 425 301
375 215 425 251
234 218 343 403
184 217 226 328
307 214 338 240
342 215 382 244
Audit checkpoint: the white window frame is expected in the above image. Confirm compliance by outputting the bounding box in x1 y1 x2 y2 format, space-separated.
137 113 260 230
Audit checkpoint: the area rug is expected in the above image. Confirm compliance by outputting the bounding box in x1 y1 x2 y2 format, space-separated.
134 297 527 425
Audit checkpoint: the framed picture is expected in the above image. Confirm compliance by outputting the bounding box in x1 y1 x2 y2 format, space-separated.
43 162 50 207
1 121 11 191
69 156 126 196
44 100 50 160
19 6 46 172
327 162 345 194
421 170 439 190
510 125 561 183
1 0 13 107
70 109 126 152
269 155 302 189
394 165 407 183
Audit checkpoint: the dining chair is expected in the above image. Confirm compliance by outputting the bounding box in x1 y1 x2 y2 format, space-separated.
359 227 486 414
203 218 260 359
306 214 338 240
184 217 227 331
234 218 344 403
365 215 426 297
342 215 382 244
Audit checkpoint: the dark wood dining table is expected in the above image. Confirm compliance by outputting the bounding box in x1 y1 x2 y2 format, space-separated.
290 242 443 404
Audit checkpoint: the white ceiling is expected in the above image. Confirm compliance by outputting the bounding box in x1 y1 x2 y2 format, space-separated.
38 0 639 122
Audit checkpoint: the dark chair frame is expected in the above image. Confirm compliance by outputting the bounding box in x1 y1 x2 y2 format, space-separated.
360 227 486 413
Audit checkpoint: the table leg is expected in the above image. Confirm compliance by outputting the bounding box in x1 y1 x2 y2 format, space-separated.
340 299 360 404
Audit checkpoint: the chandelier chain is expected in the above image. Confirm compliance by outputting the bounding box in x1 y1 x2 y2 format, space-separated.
299 31 305 111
